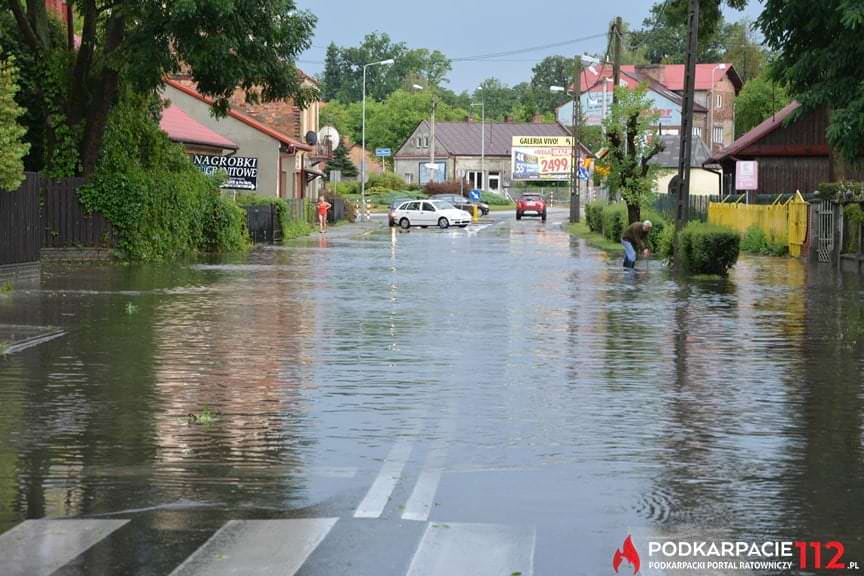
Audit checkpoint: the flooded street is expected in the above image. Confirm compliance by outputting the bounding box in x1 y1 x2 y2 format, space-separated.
1 209 863 575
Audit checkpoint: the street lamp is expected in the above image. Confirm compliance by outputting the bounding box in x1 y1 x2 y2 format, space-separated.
471 88 485 192
710 63 727 152
361 58 395 221
551 84 581 222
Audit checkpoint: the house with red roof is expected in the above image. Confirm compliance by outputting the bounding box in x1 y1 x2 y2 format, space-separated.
163 79 318 199
558 63 741 153
160 105 238 155
708 103 864 197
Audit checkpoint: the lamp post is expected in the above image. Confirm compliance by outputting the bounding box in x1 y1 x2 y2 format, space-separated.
471 91 485 192
709 63 726 153
361 58 395 221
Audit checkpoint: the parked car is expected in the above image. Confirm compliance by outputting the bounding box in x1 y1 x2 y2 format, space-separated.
516 193 547 222
434 194 490 216
392 200 472 229
388 198 415 227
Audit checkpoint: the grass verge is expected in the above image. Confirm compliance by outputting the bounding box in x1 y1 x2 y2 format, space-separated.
567 223 625 254
283 220 314 240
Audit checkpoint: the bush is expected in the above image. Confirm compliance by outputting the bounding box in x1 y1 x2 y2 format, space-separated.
601 203 627 243
816 181 864 202
656 223 676 259
642 208 669 253
678 222 740 275
80 92 249 260
480 191 513 206
236 193 310 241
740 225 788 256
367 172 407 191
424 180 465 196
332 181 360 196
586 201 605 233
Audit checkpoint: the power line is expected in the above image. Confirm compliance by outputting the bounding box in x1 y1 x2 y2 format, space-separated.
450 32 609 62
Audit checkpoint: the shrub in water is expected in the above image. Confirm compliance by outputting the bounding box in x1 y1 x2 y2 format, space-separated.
601 203 627 243
586 201 605 233
740 225 788 256
678 222 740 275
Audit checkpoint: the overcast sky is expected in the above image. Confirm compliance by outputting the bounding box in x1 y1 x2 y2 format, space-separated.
296 1 764 92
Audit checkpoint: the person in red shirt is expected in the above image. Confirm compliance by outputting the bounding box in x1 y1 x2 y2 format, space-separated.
317 196 332 234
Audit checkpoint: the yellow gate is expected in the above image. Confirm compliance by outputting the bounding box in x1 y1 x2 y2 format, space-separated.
708 192 809 256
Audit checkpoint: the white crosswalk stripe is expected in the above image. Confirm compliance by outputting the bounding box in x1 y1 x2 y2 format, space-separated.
406 522 536 576
168 518 338 576
402 441 448 522
0 519 128 576
353 438 416 519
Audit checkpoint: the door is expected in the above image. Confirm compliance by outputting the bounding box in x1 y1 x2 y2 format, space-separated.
421 202 438 225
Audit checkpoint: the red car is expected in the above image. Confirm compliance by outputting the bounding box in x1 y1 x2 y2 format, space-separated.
516 194 547 222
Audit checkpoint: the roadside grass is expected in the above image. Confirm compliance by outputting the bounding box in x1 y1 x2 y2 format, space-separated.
283 220 314 240
489 204 516 212
567 222 625 254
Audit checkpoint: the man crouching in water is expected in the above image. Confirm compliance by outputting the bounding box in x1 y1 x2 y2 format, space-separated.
621 220 653 269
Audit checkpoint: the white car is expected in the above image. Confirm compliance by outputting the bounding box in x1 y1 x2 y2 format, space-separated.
392 200 472 230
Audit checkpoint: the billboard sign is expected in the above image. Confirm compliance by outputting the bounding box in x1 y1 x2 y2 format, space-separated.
511 136 574 181
193 155 259 190
558 89 682 128
419 161 447 185
736 161 759 190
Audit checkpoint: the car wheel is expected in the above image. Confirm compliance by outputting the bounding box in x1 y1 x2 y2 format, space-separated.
516 211 522 220
399 218 411 230
541 211 547 222
459 224 468 228
438 217 450 229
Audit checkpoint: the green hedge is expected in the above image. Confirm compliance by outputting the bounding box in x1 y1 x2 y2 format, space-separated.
816 181 864 201
678 222 740 275
367 172 407 191
586 202 669 252
481 191 513 206
740 225 788 256
80 92 248 260
235 193 312 240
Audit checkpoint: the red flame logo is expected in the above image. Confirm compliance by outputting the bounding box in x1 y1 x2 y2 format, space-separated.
613 535 641 574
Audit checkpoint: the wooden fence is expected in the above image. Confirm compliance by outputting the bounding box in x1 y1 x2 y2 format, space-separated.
41 176 114 248
653 194 717 222
0 174 41 266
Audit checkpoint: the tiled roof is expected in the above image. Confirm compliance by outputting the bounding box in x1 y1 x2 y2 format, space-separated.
580 63 741 93
650 134 712 168
164 79 312 151
709 101 801 162
160 105 238 150
405 121 572 157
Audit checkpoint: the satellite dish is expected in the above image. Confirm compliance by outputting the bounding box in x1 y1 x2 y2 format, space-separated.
318 126 341 148
305 130 318 145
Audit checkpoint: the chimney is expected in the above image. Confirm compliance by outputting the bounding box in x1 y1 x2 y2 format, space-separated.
532 113 544 124
635 64 665 85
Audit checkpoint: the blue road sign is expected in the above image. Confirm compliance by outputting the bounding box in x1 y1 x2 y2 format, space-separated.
468 189 481 202
578 167 590 181
375 148 392 157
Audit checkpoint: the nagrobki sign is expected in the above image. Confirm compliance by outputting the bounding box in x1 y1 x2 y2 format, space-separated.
193 154 258 191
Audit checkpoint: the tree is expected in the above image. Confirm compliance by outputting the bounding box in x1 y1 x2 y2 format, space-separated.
0 55 28 190
758 0 864 162
734 71 790 137
603 86 663 224
474 78 522 121
529 56 571 115
628 3 726 64
719 20 765 83
321 33 451 103
325 143 357 179
4 0 317 176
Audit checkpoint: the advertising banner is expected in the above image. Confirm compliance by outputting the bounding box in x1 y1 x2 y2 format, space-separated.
735 161 759 191
193 155 259 191
419 161 447 185
511 136 574 181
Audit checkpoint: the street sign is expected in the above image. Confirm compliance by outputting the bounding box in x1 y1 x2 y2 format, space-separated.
468 189 481 202
736 161 758 190
376 148 392 157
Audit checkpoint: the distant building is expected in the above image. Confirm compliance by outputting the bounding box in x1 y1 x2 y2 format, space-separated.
709 102 864 196
650 134 721 197
558 63 742 153
394 118 582 197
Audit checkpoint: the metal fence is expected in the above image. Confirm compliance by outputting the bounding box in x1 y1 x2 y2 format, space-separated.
708 192 810 256
653 194 717 222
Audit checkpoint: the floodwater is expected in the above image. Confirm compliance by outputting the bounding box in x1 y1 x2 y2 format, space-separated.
0 210 862 575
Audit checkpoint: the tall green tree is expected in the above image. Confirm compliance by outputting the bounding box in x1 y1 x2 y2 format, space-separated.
529 56 571 115
0 55 28 190
603 85 663 224
720 20 765 83
628 3 726 64
758 0 864 162
321 33 451 103
325 143 357 179
4 0 317 176
474 78 522 121
734 71 789 137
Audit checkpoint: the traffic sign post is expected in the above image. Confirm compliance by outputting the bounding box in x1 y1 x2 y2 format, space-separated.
468 189 481 202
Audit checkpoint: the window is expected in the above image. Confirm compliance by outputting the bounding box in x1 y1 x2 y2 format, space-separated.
406 202 421 211
715 94 723 109
416 136 430 148
713 126 724 144
488 172 500 191
693 127 703 139
404 173 414 184
422 202 436 212
467 171 483 190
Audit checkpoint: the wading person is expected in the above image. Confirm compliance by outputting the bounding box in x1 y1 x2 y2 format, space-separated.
621 220 652 269
317 196 332 234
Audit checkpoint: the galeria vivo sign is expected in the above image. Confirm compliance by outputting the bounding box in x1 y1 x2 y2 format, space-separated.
613 534 858 574
193 155 259 191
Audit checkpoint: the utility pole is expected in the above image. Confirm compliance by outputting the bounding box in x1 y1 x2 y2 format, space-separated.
570 56 582 224
609 16 623 202
675 0 699 232
430 99 437 183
